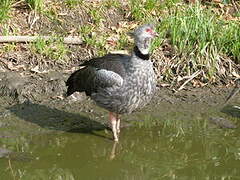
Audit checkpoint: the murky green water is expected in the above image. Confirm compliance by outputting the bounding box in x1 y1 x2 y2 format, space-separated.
0 100 240 179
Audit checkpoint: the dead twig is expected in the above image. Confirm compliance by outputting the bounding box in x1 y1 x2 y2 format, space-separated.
28 11 40 30
225 80 240 104
0 36 82 44
232 1 240 13
11 0 26 8
177 70 202 91
8 158 16 180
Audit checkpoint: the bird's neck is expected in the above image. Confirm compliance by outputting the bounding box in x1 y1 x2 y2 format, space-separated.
133 46 150 60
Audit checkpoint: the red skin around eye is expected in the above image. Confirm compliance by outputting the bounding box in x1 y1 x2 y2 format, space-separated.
145 28 152 33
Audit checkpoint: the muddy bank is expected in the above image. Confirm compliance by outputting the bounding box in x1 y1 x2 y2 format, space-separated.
0 71 238 130
0 71 68 103
0 70 235 104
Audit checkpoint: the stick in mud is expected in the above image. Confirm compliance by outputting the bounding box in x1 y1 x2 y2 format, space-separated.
0 36 82 44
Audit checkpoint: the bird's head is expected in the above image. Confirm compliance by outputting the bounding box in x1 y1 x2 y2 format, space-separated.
132 24 158 55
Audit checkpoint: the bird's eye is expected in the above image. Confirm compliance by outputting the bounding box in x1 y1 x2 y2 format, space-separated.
145 28 152 33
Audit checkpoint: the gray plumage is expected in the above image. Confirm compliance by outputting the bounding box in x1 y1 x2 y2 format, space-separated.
66 53 156 113
66 54 128 96
66 24 158 141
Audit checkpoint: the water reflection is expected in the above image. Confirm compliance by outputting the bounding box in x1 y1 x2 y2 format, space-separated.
0 102 240 179
109 142 118 160
0 125 240 179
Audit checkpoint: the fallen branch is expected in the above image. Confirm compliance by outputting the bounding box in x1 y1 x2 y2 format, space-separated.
225 80 240 104
0 36 82 44
8 159 16 180
177 70 202 91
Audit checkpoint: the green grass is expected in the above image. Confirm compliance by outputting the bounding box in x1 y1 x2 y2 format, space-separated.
0 43 16 54
30 37 69 62
116 34 129 50
103 0 120 9
25 0 44 12
218 22 240 62
0 0 12 23
129 0 181 21
155 3 240 80
64 0 83 8
129 0 159 21
89 8 104 25
79 25 107 56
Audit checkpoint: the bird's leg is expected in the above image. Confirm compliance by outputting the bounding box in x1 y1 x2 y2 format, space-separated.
116 114 121 134
109 112 118 142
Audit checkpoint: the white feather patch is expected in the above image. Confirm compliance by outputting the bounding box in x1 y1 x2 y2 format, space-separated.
96 69 123 87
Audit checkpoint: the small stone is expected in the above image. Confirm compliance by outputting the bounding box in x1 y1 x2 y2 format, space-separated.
0 147 12 158
209 117 237 129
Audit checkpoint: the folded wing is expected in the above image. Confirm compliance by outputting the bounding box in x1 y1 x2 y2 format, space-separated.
66 54 130 96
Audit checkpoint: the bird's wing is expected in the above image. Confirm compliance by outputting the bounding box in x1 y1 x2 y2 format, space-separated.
66 54 130 96
94 68 124 87
80 54 129 78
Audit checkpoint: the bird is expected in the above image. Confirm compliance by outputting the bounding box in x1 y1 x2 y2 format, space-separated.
66 24 158 141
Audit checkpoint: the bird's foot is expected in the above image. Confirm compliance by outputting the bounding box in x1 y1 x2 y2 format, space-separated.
113 136 119 142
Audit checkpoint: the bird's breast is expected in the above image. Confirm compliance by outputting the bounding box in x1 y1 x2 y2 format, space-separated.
123 62 156 97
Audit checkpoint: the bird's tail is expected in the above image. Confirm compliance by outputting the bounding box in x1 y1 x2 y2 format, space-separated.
66 69 81 96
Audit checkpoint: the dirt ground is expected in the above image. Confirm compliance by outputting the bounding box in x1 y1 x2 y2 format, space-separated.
0 68 235 104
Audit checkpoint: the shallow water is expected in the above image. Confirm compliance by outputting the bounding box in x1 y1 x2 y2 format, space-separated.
0 99 240 179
